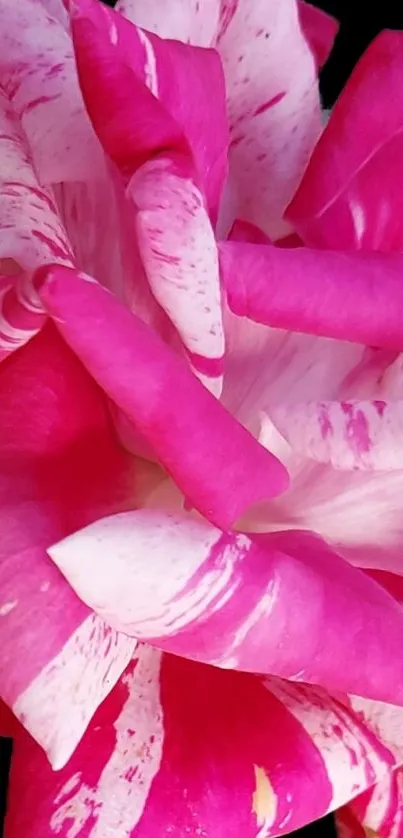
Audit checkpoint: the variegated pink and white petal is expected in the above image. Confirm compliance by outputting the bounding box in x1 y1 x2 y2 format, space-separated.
217 0 321 238
287 30 403 250
220 241 403 350
0 325 141 767
3 651 403 838
116 0 220 46
0 0 105 184
129 159 224 394
0 93 73 271
338 767 403 838
49 510 403 704
38 265 288 529
270 400 403 471
298 0 339 70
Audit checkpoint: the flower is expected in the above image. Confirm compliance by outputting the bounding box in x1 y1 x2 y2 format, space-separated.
1 1 403 837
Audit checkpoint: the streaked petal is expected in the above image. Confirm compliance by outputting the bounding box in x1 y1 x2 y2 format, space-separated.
338 768 403 838
0 0 104 183
270 400 403 471
49 510 403 704
116 0 220 46
4 651 403 837
220 241 403 349
287 31 403 250
37 265 288 528
69 0 227 385
129 158 224 394
0 93 73 270
298 0 339 70
218 0 321 237
0 325 138 766
70 0 228 217
0 273 46 361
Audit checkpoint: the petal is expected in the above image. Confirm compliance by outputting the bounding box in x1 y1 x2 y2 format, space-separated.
0 0 105 184
0 273 46 361
298 0 339 70
69 0 227 387
287 31 403 250
128 158 224 394
0 93 73 271
38 265 288 528
49 510 403 704
338 768 403 838
116 0 220 46
0 325 138 766
220 241 403 349
218 0 321 237
270 400 403 471
70 0 229 218
4 651 403 837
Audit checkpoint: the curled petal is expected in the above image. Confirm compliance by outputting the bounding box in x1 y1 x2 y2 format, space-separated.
49 509 403 704
220 241 403 349
0 93 73 271
116 0 220 46
38 265 288 528
0 326 137 766
69 0 227 382
287 31 403 250
129 159 224 394
4 649 403 837
0 274 46 361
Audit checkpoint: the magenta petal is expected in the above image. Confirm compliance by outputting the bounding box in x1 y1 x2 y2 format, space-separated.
4 647 403 837
220 241 403 349
0 326 137 766
49 509 403 704
287 31 403 250
298 0 339 69
38 266 288 527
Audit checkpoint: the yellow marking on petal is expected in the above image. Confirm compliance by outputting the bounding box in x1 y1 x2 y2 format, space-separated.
365 829 380 838
252 765 277 828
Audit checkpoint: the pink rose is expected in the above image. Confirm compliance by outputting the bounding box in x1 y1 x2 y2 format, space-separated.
1 2 403 836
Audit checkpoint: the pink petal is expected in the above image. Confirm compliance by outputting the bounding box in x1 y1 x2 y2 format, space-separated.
49 510 403 704
217 0 321 237
37 265 288 528
220 241 403 349
69 0 227 386
298 0 339 70
270 400 403 471
287 31 403 250
0 272 46 361
4 649 403 837
0 325 138 766
0 0 104 184
70 0 228 218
